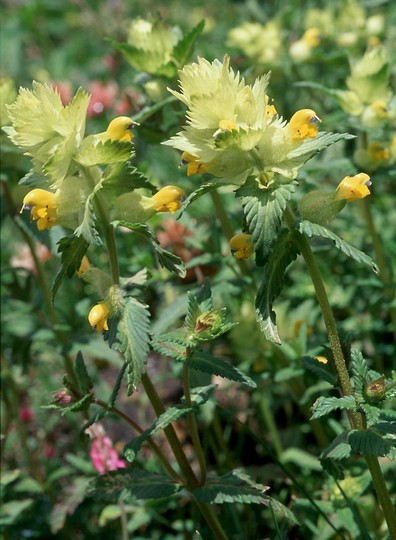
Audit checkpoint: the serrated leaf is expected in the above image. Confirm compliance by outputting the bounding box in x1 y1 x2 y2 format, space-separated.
255 230 299 344
350 349 369 396
297 221 378 273
116 221 186 278
90 468 181 500
102 162 155 198
75 138 133 167
74 351 93 394
151 329 190 361
321 431 352 460
74 187 101 245
51 235 89 302
372 421 396 435
192 469 269 505
112 298 150 395
178 182 222 216
124 405 194 462
302 356 338 386
186 351 256 388
311 395 357 420
172 20 205 66
348 429 393 457
236 179 297 266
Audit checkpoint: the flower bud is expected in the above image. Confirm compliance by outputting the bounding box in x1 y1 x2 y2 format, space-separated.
364 377 386 403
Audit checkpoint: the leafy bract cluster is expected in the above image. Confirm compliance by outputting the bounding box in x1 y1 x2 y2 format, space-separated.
307 350 396 461
4 82 151 242
164 55 351 187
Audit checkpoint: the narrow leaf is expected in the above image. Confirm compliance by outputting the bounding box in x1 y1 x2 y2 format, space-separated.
172 20 205 65
187 351 256 388
74 351 93 394
236 179 297 266
90 468 181 500
297 221 379 273
116 221 186 278
178 182 221 216
124 405 194 462
52 235 89 302
255 230 299 344
302 356 338 386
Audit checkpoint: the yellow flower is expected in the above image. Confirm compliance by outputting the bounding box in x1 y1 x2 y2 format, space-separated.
213 118 240 137
99 116 138 142
335 173 371 201
229 233 254 260
77 256 91 278
151 185 185 214
88 302 109 332
181 152 208 176
315 356 328 364
302 28 321 48
265 95 277 118
21 188 58 230
289 109 321 142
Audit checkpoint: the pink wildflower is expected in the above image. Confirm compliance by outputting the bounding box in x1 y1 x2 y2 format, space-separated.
85 423 126 474
19 406 34 423
52 81 73 105
10 243 52 275
87 81 118 116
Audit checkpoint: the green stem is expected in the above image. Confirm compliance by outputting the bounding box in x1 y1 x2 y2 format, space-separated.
194 501 228 540
284 208 360 429
93 398 180 481
210 190 234 240
81 166 120 284
141 372 199 487
360 197 396 344
258 393 283 458
364 455 396 538
183 363 207 484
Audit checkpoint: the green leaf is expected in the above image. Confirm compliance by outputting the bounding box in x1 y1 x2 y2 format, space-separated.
90 468 181 500
281 448 322 471
112 297 150 395
255 230 299 344
172 20 205 66
151 329 190 361
236 179 297 266
75 138 133 168
320 431 352 460
186 350 257 388
178 182 222 216
116 221 186 278
302 356 338 386
192 469 269 505
311 395 357 420
278 132 356 176
49 477 91 534
102 162 155 198
372 420 396 435
74 187 102 245
0 499 34 527
74 351 93 394
350 349 369 396
297 221 379 273
124 405 194 462
51 235 89 302
348 429 393 457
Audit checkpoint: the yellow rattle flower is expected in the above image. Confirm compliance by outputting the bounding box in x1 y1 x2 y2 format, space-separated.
151 185 185 214
88 302 109 332
21 188 58 230
229 233 254 260
289 109 321 142
335 173 371 201
102 116 139 142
